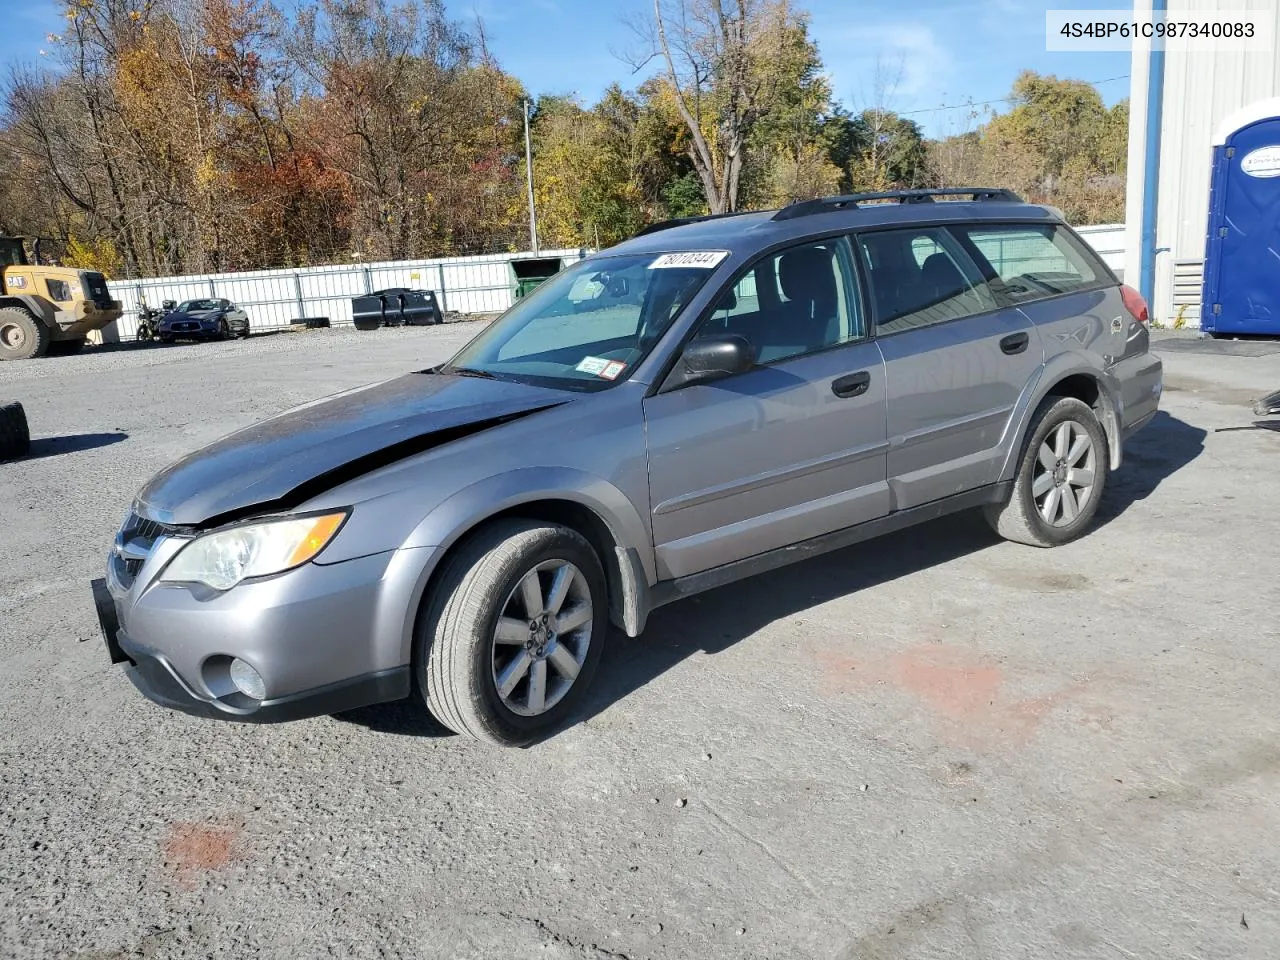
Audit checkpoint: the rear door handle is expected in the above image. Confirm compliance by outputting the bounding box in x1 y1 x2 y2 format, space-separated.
1000 332 1030 355
831 371 871 398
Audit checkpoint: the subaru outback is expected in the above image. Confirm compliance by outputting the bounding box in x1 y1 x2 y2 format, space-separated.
92 188 1163 746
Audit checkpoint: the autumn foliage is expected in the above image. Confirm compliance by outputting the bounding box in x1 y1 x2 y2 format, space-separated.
0 0 1127 278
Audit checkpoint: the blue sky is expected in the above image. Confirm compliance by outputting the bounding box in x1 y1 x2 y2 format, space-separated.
0 0 1131 137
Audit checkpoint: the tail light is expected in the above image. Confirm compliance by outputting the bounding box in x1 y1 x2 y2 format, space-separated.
1119 284 1149 324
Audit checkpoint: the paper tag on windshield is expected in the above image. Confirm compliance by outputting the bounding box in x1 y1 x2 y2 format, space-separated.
649 251 728 270
576 356 611 375
600 360 626 380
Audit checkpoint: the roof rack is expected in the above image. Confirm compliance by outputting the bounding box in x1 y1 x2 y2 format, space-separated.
771 187 1023 222
633 210 758 238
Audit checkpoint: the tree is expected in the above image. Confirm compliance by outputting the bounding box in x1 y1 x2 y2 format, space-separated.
633 0 825 213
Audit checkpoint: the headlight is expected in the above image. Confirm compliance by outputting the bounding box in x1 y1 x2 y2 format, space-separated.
160 512 348 590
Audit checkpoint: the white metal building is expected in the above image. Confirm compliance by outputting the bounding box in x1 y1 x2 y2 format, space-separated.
1125 0 1280 326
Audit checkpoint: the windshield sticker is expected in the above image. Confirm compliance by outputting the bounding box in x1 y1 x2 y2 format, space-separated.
599 360 627 380
649 251 728 270
575 356 611 375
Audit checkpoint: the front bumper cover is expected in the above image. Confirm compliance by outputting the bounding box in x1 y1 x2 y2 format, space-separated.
90 575 411 723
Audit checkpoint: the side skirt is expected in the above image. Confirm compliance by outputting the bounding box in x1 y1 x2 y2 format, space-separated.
647 482 1011 611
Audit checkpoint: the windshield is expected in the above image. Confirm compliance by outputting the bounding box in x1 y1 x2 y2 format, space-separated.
442 253 721 390
177 299 220 312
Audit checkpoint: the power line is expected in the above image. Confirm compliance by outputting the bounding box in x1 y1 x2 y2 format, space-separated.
898 75 1130 116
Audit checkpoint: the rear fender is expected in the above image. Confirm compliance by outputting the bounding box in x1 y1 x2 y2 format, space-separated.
997 355 1123 482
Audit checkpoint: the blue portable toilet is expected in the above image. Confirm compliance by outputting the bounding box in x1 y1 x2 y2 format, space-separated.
1202 98 1280 336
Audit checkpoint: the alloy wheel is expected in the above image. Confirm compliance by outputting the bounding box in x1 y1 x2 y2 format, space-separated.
491 559 593 717
1032 419 1096 527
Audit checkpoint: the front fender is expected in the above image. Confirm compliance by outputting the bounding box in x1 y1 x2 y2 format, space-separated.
370 467 653 664
403 466 653 583
997 353 1124 483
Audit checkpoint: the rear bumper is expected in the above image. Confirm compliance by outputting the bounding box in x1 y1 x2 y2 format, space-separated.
1114 350 1163 438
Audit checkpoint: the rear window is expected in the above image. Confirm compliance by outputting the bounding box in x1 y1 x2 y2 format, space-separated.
956 224 1104 302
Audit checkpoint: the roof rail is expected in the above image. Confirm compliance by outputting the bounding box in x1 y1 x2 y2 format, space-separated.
633 210 757 238
771 187 1023 222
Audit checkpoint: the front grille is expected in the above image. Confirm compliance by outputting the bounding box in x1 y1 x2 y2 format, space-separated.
171 321 200 332
114 511 189 588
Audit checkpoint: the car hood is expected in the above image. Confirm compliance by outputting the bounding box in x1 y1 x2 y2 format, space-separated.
136 372 575 526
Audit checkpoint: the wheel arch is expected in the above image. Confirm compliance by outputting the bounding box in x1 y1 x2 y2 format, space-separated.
392 471 655 667
0 295 55 324
1000 361 1123 482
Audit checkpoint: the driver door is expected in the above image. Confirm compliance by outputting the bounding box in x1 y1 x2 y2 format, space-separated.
642 238 891 580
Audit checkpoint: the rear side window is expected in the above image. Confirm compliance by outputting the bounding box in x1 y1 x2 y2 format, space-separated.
956 224 1103 302
857 227 999 335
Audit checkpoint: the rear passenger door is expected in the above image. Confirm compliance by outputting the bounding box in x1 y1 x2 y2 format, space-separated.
856 225 1043 510
953 222 1128 366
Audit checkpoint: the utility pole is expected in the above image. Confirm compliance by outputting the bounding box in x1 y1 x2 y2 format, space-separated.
523 98 540 256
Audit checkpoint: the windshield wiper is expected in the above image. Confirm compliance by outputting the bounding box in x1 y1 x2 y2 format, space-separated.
448 366 500 380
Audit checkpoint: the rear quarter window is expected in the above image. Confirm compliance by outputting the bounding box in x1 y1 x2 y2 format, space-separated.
956 224 1105 304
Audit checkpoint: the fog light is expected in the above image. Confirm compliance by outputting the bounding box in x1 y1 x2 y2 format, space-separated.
229 658 266 700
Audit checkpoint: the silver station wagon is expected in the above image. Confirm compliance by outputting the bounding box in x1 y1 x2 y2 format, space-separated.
92 188 1163 746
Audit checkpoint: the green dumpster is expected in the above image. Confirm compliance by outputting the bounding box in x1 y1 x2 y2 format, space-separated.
509 257 564 300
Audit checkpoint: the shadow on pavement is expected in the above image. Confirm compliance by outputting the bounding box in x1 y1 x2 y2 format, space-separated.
23 432 128 460
578 510 1001 732
1096 410 1205 525
332 698 453 738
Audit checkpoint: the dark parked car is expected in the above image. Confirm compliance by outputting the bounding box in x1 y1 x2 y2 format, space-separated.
158 298 250 342
95 187 1161 746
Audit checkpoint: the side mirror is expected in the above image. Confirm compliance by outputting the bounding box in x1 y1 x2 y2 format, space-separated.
678 334 755 386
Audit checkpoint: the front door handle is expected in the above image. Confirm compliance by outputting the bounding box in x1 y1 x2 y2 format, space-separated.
831 371 871 398
1000 332 1030 355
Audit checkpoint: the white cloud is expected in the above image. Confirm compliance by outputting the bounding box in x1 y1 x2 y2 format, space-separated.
822 21 953 111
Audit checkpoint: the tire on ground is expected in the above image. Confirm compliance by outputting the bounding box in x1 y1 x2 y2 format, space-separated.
0 306 51 361
984 395 1109 548
417 518 608 747
0 400 31 460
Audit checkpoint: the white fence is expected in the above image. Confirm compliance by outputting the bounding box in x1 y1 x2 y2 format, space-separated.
100 225 1129 341
1074 223 1125 279
104 248 587 340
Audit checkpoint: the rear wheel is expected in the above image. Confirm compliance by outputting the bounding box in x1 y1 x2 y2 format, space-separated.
0 400 30 460
984 396 1109 547
0 307 50 361
417 519 608 746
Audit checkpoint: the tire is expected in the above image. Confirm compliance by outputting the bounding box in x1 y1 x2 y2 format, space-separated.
46 338 86 356
136 325 154 342
218 319 230 340
984 395 1109 548
418 519 608 747
0 400 31 461
0 306 51 361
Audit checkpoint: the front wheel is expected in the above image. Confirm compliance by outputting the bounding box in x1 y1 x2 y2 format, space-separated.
417 519 608 746
984 396 1109 547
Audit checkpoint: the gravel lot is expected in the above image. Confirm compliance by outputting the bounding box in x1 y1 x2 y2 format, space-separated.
2 326 1279 960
